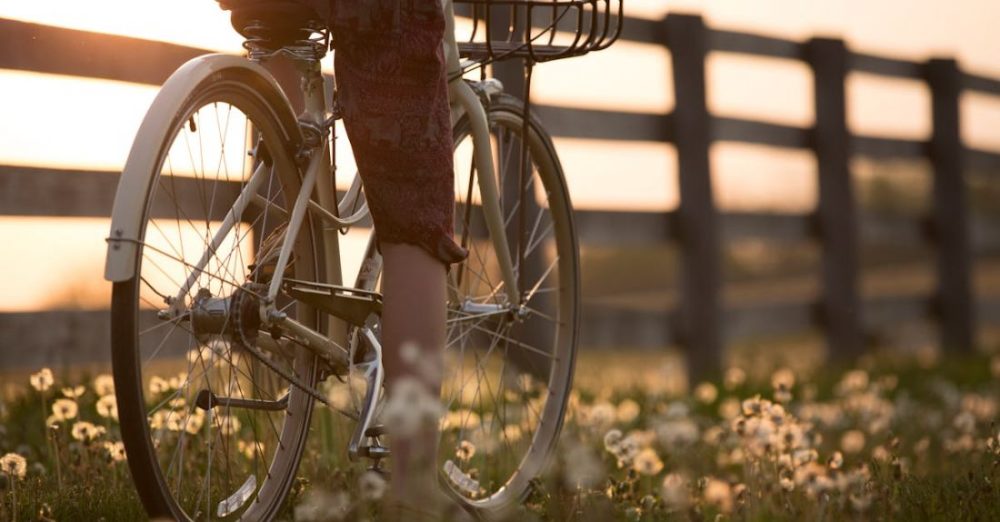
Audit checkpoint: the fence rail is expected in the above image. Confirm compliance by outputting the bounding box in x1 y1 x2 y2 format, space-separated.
1 15 999 376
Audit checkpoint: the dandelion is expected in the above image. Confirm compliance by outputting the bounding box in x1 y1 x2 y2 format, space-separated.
604 429 624 452
562 442 603 489
149 376 169 395
0 453 27 479
703 477 733 513
840 430 866 454
632 448 664 476
849 491 873 512
771 367 795 391
779 475 795 491
30 368 54 392
62 385 85 399
661 473 689 509
51 398 79 422
584 402 617 430
104 441 126 462
93 374 115 396
616 399 640 424
456 440 476 462
71 421 105 442
724 367 746 390
828 450 844 470
502 424 523 443
718 398 741 420
96 395 118 420
694 382 718 404
382 377 444 437
358 470 387 501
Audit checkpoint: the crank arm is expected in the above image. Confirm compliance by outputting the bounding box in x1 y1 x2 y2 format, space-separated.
348 326 385 461
195 389 288 412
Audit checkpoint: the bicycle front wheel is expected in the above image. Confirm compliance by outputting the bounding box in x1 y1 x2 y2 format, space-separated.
442 93 580 515
110 65 325 521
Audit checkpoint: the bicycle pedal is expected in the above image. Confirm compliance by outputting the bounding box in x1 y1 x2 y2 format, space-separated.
282 277 382 327
364 425 387 438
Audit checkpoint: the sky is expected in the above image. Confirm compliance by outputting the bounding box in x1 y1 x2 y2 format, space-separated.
0 0 998 311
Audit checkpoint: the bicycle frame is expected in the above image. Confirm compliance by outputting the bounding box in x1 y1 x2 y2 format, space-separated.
104 0 521 366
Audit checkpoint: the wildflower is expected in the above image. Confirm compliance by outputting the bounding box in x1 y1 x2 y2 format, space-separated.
61 385 85 399
96 395 118 420
616 399 640 424
840 430 866 454
51 398 79 421
382 377 444 437
849 491 873 512
953 411 976 433
724 367 746 390
718 398 741 420
185 410 205 435
828 451 844 470
694 382 718 404
632 448 664 476
358 470 387 501
30 368 54 392
93 374 115 396
293 489 350 522
237 440 259 460
656 417 699 449
779 475 795 491
502 424 523 442
149 376 169 395
913 436 930 455
603 429 624 452
741 395 765 417
104 441 126 462
871 445 890 462
836 370 869 395
71 421 105 442
0 453 27 479
562 442 603 489
456 440 476 462
771 367 795 391
583 402 617 430
661 473 689 509
703 477 733 513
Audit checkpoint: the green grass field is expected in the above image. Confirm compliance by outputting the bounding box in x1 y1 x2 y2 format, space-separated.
1 349 999 521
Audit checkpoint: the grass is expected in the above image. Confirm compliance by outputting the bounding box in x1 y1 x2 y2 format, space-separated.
1 349 999 521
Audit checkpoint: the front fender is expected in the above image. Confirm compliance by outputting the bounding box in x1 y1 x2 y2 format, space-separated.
104 54 300 282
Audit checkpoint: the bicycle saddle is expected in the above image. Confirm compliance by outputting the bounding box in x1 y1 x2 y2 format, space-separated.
217 0 326 47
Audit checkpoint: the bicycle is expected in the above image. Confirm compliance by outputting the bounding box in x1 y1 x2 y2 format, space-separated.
103 0 621 519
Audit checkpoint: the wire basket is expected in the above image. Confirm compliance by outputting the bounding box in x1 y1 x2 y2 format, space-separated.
454 0 624 64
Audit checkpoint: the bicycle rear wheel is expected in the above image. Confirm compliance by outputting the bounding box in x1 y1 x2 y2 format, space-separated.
442 93 580 516
110 66 325 520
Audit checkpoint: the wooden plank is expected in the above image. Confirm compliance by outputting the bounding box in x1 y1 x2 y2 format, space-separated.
0 18 207 85
966 148 1000 171
709 29 805 60
535 106 670 142
579 304 674 347
927 58 976 352
665 14 723 379
859 213 925 246
809 37 865 361
853 135 927 159
724 301 815 341
721 212 811 242
963 72 1000 95
863 294 931 329
0 165 242 220
575 210 675 246
713 117 811 149
849 52 925 80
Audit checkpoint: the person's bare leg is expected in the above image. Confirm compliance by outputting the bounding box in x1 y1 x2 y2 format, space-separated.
380 241 447 515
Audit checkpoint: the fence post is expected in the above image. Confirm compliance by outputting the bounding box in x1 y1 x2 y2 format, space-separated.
664 14 722 380
806 38 864 361
927 58 975 353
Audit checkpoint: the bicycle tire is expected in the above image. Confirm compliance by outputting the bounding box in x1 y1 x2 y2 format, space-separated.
442 93 580 517
111 65 325 521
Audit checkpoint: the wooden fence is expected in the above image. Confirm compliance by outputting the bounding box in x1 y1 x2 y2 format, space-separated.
1 14 999 378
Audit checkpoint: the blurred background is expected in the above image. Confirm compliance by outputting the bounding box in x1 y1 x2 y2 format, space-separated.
1 0 999 387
